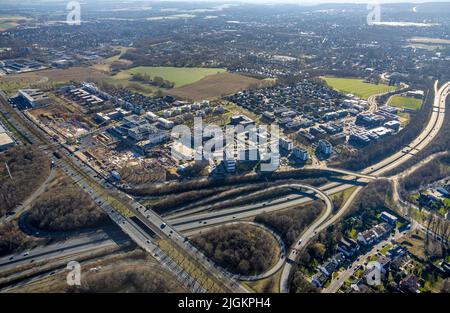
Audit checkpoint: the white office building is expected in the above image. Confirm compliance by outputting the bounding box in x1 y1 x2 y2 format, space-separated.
279 137 294 152
318 140 333 155
293 147 309 161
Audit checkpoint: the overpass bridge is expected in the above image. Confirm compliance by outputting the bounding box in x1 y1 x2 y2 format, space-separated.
305 166 378 180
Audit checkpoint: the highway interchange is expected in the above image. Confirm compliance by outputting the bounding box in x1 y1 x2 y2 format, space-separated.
279 80 449 292
0 80 448 293
0 93 244 293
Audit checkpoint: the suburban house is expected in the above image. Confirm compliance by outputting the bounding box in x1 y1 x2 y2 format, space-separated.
318 253 346 277
400 275 421 293
376 255 391 273
357 223 391 245
387 245 408 260
312 272 328 288
337 237 360 257
319 259 339 277
380 211 398 226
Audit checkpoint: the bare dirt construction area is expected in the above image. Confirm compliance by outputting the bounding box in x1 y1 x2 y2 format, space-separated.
167 72 270 101
0 66 137 97
409 37 450 44
0 65 159 97
0 67 107 87
28 103 93 141
406 37 450 51
0 16 31 31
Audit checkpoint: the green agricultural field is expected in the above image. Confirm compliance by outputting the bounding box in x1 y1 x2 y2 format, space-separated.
0 21 16 31
113 66 226 87
0 16 30 31
388 95 422 111
321 76 397 99
105 46 133 63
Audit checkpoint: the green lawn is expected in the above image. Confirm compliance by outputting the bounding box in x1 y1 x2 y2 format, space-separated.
438 207 448 216
398 112 411 126
444 198 450 207
113 66 227 87
105 46 133 63
380 244 392 255
388 95 423 111
321 76 397 99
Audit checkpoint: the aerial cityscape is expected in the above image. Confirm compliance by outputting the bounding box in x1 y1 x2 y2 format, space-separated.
0 0 449 302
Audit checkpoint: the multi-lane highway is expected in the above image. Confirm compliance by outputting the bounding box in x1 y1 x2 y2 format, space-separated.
169 183 332 232
164 80 448 292
306 166 378 180
0 93 240 293
0 230 127 272
279 80 449 293
361 81 448 176
0 79 447 293
166 175 363 234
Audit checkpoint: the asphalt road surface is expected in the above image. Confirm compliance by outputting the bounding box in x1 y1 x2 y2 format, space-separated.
279 80 449 293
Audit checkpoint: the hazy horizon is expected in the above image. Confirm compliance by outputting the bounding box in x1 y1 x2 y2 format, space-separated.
3 0 450 4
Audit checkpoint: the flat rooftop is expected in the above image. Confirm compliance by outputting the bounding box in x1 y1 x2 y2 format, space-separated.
0 133 14 146
18 89 49 102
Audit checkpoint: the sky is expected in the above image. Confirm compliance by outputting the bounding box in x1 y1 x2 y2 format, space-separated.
210 0 450 2
143 0 444 2
120 0 450 4
3 0 450 6
5 0 450 3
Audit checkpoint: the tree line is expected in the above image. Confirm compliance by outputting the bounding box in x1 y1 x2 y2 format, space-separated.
28 176 107 231
400 154 450 197
150 179 327 215
0 146 51 218
129 169 333 197
387 96 450 176
192 224 279 276
0 222 34 257
131 73 175 89
68 264 184 293
255 201 323 246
